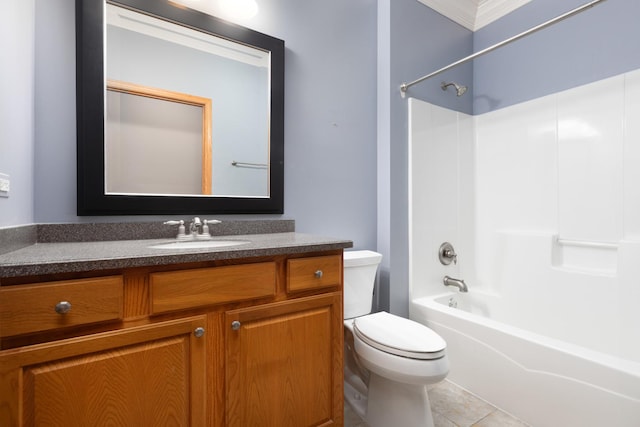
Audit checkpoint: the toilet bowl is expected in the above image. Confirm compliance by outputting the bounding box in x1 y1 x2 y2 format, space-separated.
343 251 449 427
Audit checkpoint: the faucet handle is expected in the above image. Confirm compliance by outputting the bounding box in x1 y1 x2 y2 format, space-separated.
195 220 222 240
445 249 457 264
163 220 187 240
439 242 457 265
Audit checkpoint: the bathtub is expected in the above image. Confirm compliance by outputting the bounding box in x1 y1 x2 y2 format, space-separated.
410 292 640 427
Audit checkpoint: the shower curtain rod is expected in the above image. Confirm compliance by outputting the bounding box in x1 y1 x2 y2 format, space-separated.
399 0 608 97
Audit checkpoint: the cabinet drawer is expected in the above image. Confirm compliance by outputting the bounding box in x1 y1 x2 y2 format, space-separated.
287 255 342 292
0 276 124 338
150 262 277 314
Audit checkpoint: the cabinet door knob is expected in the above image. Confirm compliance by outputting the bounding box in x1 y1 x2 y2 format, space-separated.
231 320 241 331
54 301 72 314
193 327 205 338
314 270 323 278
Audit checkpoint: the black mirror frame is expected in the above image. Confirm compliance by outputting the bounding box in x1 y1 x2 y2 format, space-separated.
76 0 284 215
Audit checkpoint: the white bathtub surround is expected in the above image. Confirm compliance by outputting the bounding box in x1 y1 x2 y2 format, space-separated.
624 69 640 239
556 77 624 243
408 99 475 301
408 68 640 426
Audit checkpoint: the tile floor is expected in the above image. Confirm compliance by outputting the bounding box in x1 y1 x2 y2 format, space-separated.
344 380 530 427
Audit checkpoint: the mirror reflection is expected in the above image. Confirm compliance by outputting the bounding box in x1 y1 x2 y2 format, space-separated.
106 79 213 195
106 4 270 197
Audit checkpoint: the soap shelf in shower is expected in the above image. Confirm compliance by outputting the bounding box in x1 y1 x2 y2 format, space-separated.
552 237 618 276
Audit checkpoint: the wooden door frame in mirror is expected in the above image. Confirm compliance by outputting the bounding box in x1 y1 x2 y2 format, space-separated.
107 80 213 195
76 0 285 215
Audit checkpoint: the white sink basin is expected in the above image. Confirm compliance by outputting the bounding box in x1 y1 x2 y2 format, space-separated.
148 240 250 250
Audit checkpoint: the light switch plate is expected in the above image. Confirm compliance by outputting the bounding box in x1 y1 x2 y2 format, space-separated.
0 173 10 198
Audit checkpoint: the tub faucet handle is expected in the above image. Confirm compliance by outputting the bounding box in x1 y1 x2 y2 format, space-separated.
439 242 457 265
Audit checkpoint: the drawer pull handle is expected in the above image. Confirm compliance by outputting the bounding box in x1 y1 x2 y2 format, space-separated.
231 320 241 331
55 301 72 314
314 270 323 278
193 327 205 338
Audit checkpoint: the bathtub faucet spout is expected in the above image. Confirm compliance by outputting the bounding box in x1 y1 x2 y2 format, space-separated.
443 276 468 292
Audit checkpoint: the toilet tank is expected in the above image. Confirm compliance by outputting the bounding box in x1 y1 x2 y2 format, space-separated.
343 250 383 319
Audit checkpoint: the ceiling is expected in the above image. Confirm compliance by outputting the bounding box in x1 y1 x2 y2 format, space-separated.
417 0 532 31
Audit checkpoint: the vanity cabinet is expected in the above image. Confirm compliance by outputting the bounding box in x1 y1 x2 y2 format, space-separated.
0 250 344 427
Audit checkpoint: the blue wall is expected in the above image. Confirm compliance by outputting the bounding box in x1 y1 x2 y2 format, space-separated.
0 0 35 226
473 0 640 114
34 0 77 222
246 0 379 249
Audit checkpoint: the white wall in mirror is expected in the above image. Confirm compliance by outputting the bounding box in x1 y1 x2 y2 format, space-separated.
107 5 267 67
170 0 259 22
106 89 206 195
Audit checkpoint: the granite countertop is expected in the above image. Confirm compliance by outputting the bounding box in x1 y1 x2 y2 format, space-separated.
0 232 353 278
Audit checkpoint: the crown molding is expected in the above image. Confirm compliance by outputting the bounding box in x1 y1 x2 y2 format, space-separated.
417 0 477 31
475 0 531 30
417 0 531 31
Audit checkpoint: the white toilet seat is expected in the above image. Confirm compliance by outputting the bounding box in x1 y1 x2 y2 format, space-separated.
353 311 446 360
350 326 448 385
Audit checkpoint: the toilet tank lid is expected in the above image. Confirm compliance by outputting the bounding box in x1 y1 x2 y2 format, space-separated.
343 250 383 267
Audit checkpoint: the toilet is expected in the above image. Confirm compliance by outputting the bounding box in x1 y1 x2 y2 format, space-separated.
343 250 448 427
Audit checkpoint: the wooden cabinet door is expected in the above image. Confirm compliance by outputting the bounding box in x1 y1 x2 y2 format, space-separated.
0 316 207 427
225 293 343 427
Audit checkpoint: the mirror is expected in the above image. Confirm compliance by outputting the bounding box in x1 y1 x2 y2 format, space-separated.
76 0 284 215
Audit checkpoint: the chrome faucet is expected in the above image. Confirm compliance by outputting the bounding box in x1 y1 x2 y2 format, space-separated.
443 276 468 292
164 217 222 240
190 217 223 239
189 217 203 234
